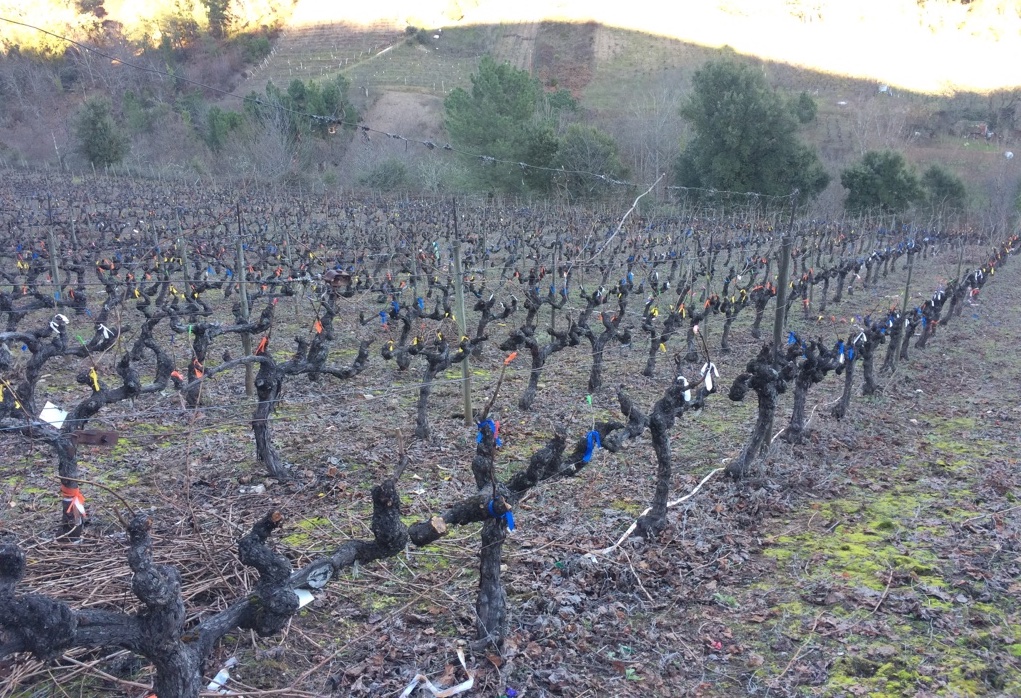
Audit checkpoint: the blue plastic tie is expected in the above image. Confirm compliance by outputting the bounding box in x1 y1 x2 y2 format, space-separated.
787 331 798 346
379 311 388 326
476 419 502 447
391 300 400 314
417 297 425 311
582 430 602 463
226 268 234 278
487 500 515 531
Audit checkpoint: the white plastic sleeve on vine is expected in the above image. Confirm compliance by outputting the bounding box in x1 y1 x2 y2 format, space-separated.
855 331 866 344
701 362 719 392
398 645 474 698
680 376 691 403
293 589 314 608
99 324 112 339
206 657 239 694
50 314 69 333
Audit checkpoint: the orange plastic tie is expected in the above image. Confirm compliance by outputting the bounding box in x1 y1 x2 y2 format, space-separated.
60 485 86 518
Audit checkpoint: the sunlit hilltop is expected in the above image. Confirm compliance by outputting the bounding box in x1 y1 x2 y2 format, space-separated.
284 0 1021 94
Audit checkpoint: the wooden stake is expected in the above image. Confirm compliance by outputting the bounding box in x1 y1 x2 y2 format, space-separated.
47 229 61 307
237 210 254 397
452 199 473 426
772 192 798 363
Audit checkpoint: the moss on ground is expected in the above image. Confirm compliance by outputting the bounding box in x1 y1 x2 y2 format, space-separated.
745 425 1021 696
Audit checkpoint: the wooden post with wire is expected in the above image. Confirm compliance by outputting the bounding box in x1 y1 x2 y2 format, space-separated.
901 246 914 314
69 204 78 248
551 239 560 335
237 208 254 397
283 225 298 315
771 191 798 363
177 208 189 300
956 235 966 281
452 199 473 426
47 229 61 308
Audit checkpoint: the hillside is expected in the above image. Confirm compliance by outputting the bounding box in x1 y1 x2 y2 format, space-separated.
1 0 1020 216
236 9 1020 214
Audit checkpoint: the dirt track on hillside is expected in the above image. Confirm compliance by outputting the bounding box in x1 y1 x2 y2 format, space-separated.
335 91 447 185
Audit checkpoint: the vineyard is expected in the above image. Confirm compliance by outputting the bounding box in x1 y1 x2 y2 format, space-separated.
0 170 1019 697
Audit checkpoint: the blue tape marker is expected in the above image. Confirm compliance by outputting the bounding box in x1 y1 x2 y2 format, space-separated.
582 430 602 463
379 311 388 325
476 419 502 447
487 500 515 531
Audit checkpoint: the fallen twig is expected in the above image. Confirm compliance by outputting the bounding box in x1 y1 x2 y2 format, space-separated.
590 467 723 556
